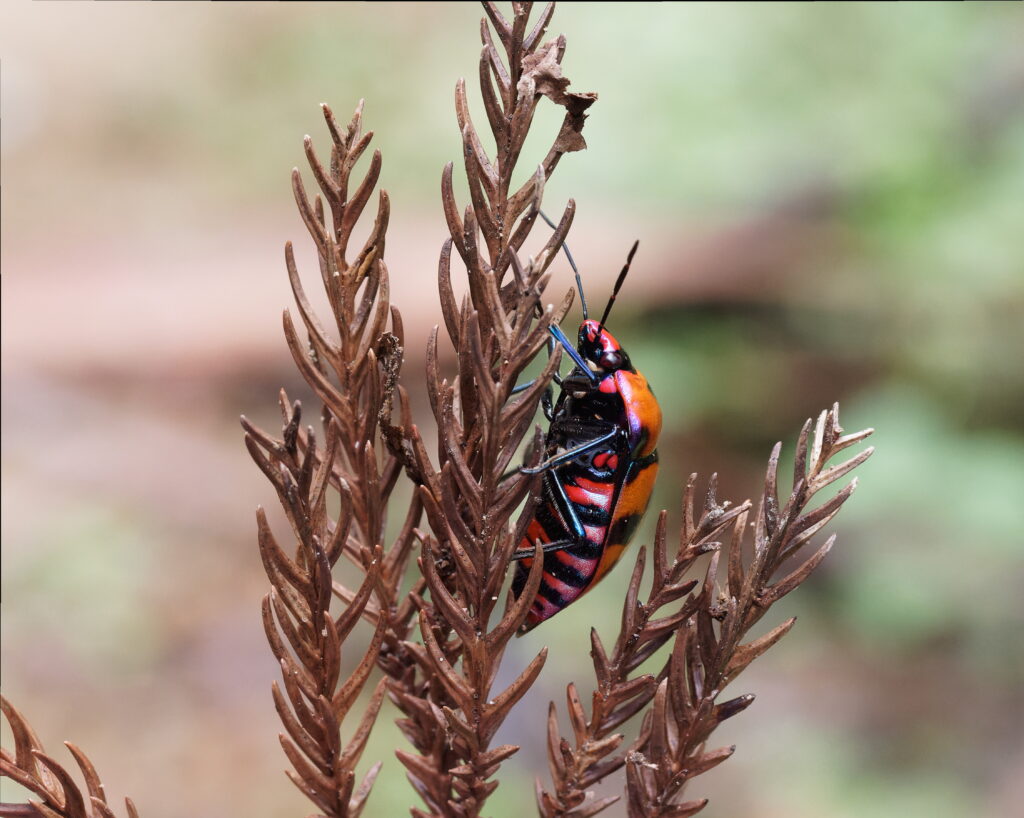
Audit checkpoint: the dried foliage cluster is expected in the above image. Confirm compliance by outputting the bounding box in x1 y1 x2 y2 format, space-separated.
0 3 873 818
538 408 872 817
239 98 413 816
0 697 138 818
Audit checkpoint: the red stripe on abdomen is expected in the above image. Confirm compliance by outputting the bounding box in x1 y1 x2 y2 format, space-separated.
565 481 614 510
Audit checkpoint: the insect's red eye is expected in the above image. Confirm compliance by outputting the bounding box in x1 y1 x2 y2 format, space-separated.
601 351 623 370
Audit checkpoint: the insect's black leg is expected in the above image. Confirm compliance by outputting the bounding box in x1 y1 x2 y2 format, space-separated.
549 417 618 437
547 466 588 540
511 537 578 561
541 386 555 421
510 471 587 560
512 376 562 396
519 422 620 475
510 335 563 395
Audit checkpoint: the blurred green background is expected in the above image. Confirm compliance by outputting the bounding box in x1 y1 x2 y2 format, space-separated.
2 3 1022 817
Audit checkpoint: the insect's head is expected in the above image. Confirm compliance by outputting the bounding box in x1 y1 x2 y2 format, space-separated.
578 319 632 373
537 209 641 378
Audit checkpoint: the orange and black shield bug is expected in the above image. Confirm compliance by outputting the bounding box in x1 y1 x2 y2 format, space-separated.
511 227 662 632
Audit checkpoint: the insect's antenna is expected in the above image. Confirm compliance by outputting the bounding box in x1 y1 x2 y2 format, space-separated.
539 209 588 320
548 324 598 382
598 240 639 331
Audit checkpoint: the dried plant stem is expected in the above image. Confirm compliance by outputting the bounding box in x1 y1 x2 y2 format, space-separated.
242 101 420 817
382 3 597 816
540 405 873 817
0 697 139 818
536 478 750 818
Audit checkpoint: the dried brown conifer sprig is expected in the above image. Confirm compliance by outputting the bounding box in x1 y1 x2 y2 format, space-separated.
623 406 873 817
537 479 751 818
0 697 139 818
381 3 596 816
242 101 420 817
540 405 873 818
